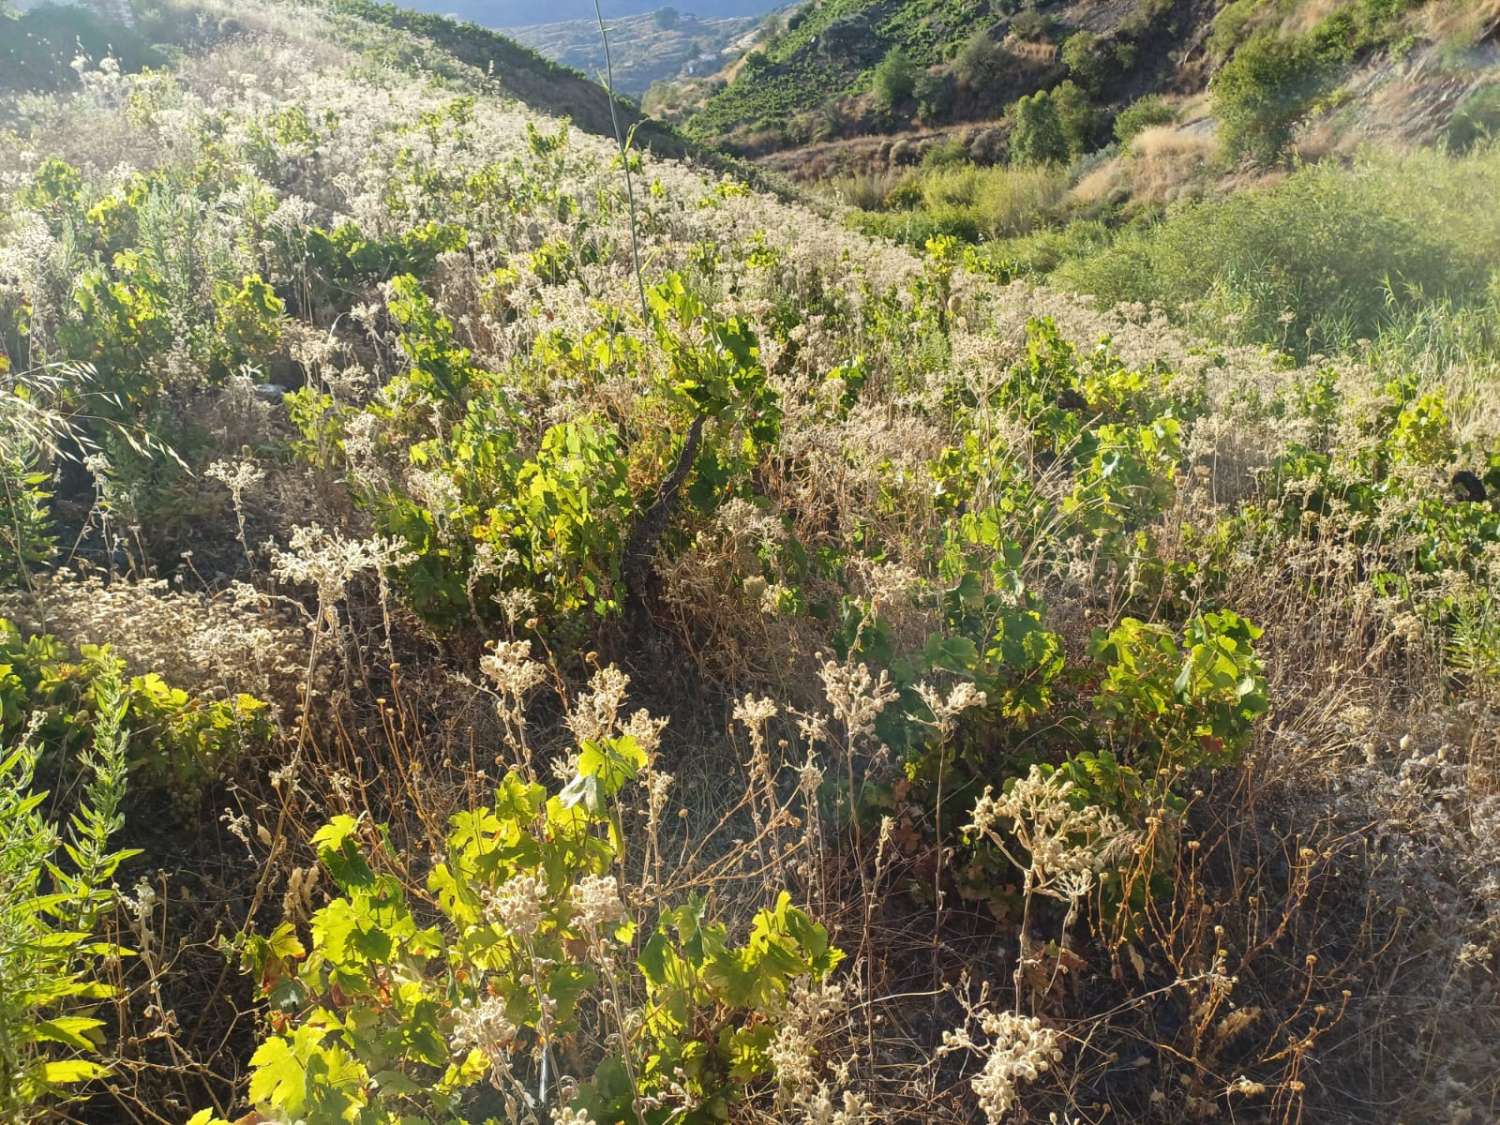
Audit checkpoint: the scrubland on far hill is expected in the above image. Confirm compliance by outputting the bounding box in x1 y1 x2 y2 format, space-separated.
0 1 1498 1124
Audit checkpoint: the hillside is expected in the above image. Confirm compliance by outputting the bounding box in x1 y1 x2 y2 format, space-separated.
683 0 1495 164
683 0 1206 154
512 7 766 97
0 1 1498 1124
400 0 784 25
1 0 695 156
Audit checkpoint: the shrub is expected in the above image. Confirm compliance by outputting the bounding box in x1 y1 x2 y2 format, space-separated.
922 137 970 168
208 743 841 1123
921 164 983 211
1211 33 1330 164
1052 78 1101 157
0 619 270 795
1061 30 1108 94
1009 89 1068 165
1055 151 1492 353
827 169 907 210
1114 93 1176 143
1447 84 1500 153
0 666 136 1122
1009 7 1054 41
1091 610 1268 771
871 48 916 111
953 29 1011 90
913 70 953 120
974 163 1070 237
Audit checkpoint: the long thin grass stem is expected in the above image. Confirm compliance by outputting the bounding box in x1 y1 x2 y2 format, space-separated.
592 0 649 323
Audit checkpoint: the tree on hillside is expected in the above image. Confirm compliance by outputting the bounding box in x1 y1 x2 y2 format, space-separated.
954 29 1010 90
1061 30 1107 94
871 48 916 112
1009 88 1069 165
1212 33 1330 164
653 6 680 30
1052 79 1101 157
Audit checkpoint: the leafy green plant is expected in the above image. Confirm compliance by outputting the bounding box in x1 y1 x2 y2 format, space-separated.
871 48 916 112
0 453 55 586
1061 31 1108 95
1091 611 1268 772
1211 33 1330 165
0 666 137 1121
0 619 269 795
1114 94 1176 143
1052 79 1102 160
212 755 841 1124
953 29 1010 90
1009 89 1069 166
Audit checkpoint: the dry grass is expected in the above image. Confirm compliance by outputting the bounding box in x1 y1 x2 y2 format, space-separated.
1 6 1498 1124
1123 125 1218 204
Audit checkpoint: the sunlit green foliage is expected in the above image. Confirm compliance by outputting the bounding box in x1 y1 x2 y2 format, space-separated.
0 620 269 794
0 666 136 1122
217 757 840 1124
1211 33 1329 164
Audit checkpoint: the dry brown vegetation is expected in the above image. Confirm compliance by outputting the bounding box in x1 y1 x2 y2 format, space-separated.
0 3 1497 1125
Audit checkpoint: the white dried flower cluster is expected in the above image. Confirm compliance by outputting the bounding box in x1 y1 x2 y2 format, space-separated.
566 665 631 746
801 1085 872 1125
1 571 306 706
483 873 545 939
123 876 160 952
480 640 546 704
733 693 780 733
914 679 989 740
568 873 625 933
268 524 381 610
621 708 669 759
941 1006 1063 1124
819 660 899 743
205 458 265 502
967 766 1136 902
769 976 851 1104
450 995 518 1087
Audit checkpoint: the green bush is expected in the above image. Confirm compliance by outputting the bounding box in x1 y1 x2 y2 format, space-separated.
1061 30 1108 94
913 70 953 120
953 29 1010 90
1211 33 1330 164
1447 84 1500 154
974 163 1070 237
921 137 969 168
0 620 270 795
979 219 1116 280
201 756 841 1124
871 48 916 111
1114 94 1177 143
1009 7 1054 41
1009 89 1069 165
1055 151 1496 354
1052 79 1101 157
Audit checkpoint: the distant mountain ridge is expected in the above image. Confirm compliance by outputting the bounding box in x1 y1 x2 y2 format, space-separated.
403 0 783 27
511 8 764 97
